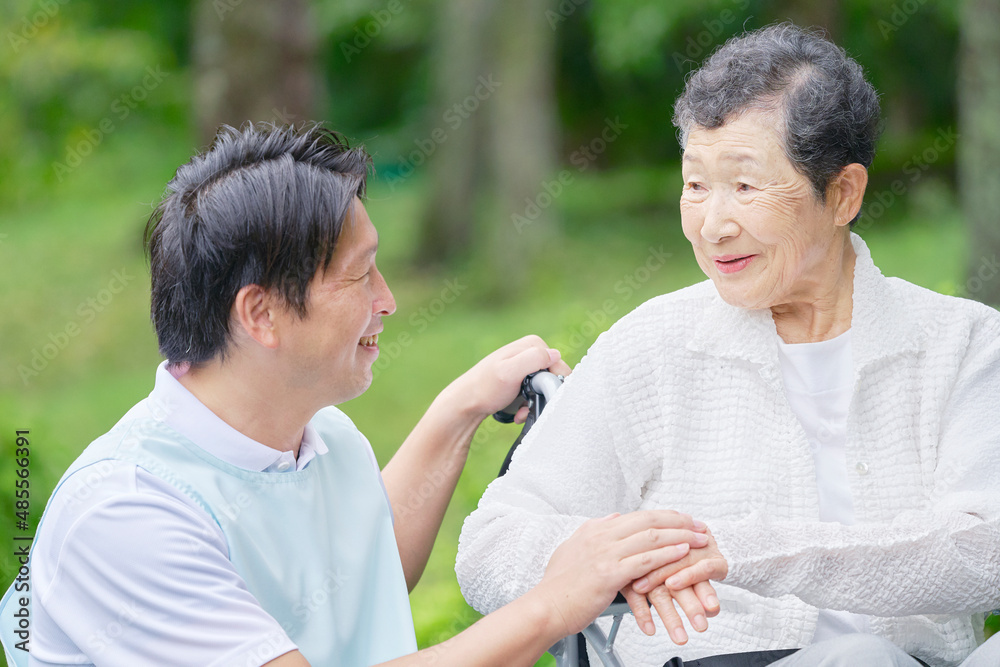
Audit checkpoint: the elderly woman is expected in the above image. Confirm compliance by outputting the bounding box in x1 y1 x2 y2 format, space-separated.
456 23 1000 667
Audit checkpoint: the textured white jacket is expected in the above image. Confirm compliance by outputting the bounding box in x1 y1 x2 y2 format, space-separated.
456 234 1000 666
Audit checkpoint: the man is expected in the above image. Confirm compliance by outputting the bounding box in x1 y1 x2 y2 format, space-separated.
0 123 709 666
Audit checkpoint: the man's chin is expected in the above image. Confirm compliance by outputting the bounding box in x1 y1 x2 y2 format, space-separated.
321 373 374 408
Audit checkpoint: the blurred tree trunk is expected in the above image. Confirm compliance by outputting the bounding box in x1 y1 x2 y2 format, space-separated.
482 0 559 296
416 0 492 266
192 0 318 146
959 0 1000 308
417 0 559 295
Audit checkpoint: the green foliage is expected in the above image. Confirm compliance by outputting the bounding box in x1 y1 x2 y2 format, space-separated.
986 612 1000 641
0 0 188 207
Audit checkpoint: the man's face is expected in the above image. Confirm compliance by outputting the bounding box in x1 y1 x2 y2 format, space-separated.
278 197 395 406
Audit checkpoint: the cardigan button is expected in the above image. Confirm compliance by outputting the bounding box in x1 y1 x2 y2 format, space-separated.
855 461 870 476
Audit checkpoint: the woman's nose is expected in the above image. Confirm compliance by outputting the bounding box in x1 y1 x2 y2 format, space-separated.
700 193 740 243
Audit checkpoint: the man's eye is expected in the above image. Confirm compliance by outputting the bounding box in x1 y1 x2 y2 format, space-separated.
686 182 704 191
737 183 753 192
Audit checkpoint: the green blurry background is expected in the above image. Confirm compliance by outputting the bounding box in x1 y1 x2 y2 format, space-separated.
1 0 998 664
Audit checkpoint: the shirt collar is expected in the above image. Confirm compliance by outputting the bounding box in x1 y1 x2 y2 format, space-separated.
147 361 328 473
686 233 925 372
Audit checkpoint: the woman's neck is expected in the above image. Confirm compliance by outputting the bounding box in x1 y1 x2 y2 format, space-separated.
771 236 856 344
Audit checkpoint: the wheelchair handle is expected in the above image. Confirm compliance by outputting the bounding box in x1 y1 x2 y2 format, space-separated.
493 371 564 477
493 370 564 423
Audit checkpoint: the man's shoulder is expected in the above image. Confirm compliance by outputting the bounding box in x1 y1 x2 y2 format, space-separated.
34 459 227 587
37 400 225 563
311 405 361 434
310 406 372 453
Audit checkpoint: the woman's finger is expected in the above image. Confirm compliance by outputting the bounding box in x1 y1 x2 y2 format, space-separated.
694 580 720 618
621 584 655 636
648 586 687 645
665 557 728 590
671 586 708 633
619 542 691 582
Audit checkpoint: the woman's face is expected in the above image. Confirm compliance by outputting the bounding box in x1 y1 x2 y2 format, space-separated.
679 110 847 311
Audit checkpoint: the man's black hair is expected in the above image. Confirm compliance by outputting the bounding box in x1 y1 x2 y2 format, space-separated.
144 122 372 364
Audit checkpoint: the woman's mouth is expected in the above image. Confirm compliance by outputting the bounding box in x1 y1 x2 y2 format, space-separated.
359 334 379 348
713 255 755 274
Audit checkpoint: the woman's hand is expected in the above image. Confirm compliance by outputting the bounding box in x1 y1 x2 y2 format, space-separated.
623 580 720 645
533 511 708 639
624 526 728 643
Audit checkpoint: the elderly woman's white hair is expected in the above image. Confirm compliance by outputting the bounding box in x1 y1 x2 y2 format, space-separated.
673 22 881 221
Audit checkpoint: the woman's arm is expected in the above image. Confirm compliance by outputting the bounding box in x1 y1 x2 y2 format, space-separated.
456 331 720 644
658 322 1000 616
456 333 642 610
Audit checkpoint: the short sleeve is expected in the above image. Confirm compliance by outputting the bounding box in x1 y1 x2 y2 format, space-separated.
30 464 298 667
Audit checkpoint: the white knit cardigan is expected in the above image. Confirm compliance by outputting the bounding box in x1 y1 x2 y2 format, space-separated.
456 234 1000 666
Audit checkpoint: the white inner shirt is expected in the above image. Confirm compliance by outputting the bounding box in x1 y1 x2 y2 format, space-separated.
776 329 870 641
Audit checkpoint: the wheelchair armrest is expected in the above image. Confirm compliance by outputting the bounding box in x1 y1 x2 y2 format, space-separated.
598 593 632 618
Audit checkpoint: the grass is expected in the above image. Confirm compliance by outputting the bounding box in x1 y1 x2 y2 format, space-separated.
0 129 971 666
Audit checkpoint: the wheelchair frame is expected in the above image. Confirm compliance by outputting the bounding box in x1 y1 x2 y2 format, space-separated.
495 371 630 666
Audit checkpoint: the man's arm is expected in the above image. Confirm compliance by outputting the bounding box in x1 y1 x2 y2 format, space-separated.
265 592 559 667
381 336 571 591
266 511 705 667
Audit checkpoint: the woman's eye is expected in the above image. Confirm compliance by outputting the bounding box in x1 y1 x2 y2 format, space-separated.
737 182 753 192
686 182 704 191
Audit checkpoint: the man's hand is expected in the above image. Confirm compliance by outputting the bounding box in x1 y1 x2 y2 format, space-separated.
624 526 728 644
534 511 708 639
384 335 572 591
444 335 572 423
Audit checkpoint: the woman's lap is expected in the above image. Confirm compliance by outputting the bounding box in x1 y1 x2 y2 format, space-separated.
767 635 923 667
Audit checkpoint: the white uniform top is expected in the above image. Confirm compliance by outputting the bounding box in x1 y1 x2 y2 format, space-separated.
25 363 389 667
776 330 871 641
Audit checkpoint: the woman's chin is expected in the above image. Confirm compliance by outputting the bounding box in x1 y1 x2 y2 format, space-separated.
713 284 771 311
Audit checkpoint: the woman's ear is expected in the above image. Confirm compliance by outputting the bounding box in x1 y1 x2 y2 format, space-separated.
231 284 281 350
831 163 869 227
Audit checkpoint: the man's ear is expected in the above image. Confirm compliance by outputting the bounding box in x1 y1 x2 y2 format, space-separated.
830 163 869 227
232 284 281 350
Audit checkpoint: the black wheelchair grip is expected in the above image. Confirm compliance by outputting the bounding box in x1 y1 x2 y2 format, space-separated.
498 410 536 477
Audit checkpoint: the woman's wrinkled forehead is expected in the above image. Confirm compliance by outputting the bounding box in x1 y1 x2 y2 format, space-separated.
681 111 791 174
